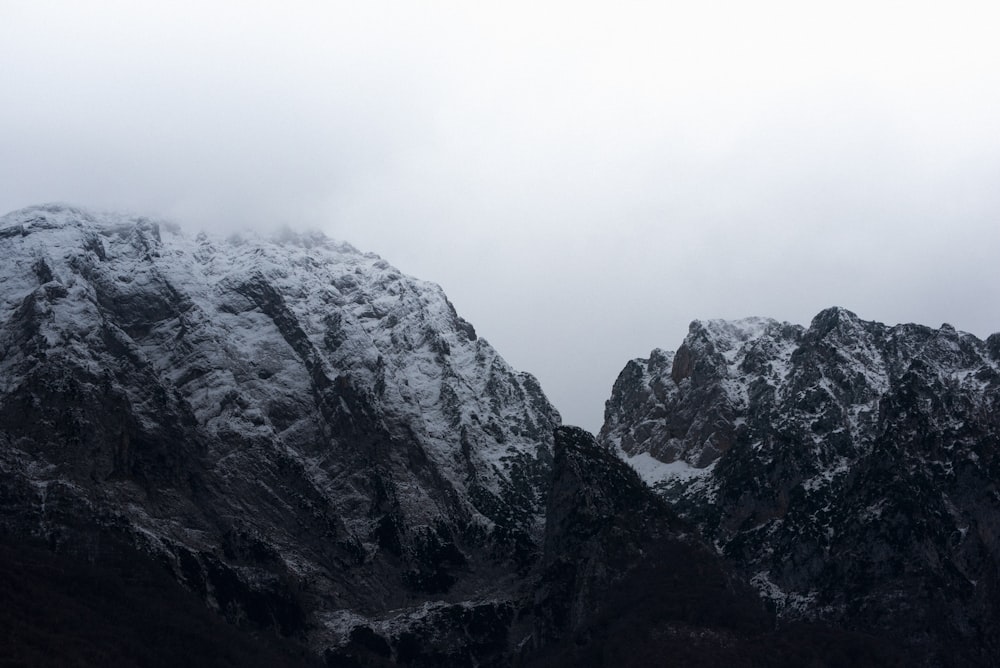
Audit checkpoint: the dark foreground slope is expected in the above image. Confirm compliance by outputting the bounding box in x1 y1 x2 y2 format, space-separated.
602 308 1000 666
523 427 902 668
0 538 320 667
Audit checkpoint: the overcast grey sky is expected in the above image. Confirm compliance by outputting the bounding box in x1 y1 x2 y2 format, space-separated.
3 1 999 432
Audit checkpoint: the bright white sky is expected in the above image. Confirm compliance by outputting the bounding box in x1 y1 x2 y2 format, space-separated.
2 1 999 432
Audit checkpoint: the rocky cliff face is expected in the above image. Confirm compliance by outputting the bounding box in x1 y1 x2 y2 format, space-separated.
601 307 1000 665
0 204 559 659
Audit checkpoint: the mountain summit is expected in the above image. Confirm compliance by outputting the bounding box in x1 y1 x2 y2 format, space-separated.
0 204 560 660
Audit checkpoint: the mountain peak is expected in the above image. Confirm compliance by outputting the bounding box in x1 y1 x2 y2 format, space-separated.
0 204 560 659
806 305 866 335
601 307 1000 663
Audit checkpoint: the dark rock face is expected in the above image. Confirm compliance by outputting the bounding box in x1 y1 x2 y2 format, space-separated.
601 307 1000 665
534 426 691 639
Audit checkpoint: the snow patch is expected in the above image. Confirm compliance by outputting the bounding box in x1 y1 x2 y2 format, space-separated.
623 451 714 487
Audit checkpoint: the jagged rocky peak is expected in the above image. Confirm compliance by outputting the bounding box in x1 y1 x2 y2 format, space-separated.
0 204 560 656
601 306 1000 665
601 314 804 471
602 307 998 475
674 316 782 377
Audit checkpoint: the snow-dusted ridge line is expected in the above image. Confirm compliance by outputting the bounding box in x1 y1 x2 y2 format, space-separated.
0 204 559 479
603 307 998 486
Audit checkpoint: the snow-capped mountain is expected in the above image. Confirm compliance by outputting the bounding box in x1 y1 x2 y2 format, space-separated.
601 307 1000 665
5 204 984 665
0 204 559 659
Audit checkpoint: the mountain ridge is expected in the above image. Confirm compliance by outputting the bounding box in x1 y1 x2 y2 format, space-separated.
601 306 1000 665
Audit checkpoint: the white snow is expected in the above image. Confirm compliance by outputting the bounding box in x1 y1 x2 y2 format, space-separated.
624 450 714 487
749 570 818 617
